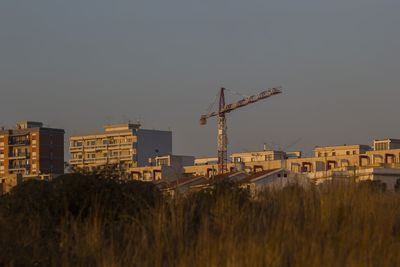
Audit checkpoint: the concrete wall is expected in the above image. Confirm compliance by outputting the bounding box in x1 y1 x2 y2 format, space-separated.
177 155 195 167
137 129 172 167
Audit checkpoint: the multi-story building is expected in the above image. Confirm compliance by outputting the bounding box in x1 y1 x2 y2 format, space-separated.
69 123 172 171
0 121 65 180
314 144 371 157
130 154 195 181
231 150 287 163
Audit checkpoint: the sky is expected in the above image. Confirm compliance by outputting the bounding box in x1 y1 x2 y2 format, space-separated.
1 0 400 158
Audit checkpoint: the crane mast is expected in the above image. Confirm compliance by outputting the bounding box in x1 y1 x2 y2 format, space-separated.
200 86 282 175
217 88 228 174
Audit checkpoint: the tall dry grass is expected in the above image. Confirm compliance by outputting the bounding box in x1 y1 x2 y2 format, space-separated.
1 175 400 267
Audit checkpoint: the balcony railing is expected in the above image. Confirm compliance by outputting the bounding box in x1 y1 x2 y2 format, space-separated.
8 140 30 146
9 164 30 170
8 152 30 158
70 146 83 151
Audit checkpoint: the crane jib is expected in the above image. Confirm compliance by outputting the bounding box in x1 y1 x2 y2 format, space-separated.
200 87 282 121
221 88 281 114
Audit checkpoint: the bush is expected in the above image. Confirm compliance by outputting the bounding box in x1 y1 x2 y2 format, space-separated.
1 175 400 267
0 173 161 266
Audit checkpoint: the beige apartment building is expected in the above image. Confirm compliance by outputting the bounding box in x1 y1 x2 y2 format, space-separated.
130 154 195 181
69 123 172 171
314 144 370 157
231 150 299 163
126 139 400 184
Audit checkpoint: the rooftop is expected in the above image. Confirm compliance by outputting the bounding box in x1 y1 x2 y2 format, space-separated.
374 138 400 142
104 123 141 132
314 144 370 150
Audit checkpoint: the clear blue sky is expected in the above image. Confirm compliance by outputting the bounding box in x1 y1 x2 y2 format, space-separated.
1 0 400 157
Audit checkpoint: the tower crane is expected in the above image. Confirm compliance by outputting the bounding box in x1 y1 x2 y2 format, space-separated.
200 87 282 174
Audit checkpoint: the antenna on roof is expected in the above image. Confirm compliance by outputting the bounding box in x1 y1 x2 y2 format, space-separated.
136 116 144 126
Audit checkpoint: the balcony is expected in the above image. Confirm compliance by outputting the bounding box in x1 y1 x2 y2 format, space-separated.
70 146 83 152
8 152 30 159
9 164 30 170
69 158 84 165
8 140 30 146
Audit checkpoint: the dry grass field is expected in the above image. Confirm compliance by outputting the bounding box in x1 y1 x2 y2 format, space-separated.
1 173 400 267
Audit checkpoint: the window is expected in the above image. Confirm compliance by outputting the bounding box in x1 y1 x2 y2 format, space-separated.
332 152 336 156
76 141 83 147
376 143 389 151
277 174 281 177
346 151 350 155
103 140 109 145
265 155 273 161
157 158 169 166
353 150 357 155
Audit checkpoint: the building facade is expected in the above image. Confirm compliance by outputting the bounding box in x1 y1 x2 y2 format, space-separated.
69 123 172 171
0 121 65 181
230 150 297 163
125 139 400 186
130 154 194 181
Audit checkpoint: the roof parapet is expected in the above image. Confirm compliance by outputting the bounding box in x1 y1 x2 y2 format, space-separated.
16 121 43 129
104 123 141 132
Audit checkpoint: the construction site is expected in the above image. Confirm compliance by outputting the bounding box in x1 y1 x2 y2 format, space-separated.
2 87 400 194
67 87 400 195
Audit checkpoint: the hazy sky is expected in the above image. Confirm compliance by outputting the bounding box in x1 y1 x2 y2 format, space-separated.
1 0 400 158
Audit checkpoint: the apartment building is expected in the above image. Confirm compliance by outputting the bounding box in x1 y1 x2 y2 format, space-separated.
130 155 195 181
314 144 371 157
69 123 172 170
0 121 65 179
231 150 296 163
